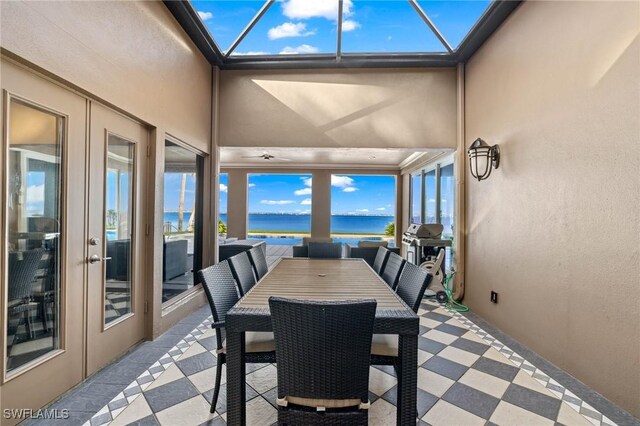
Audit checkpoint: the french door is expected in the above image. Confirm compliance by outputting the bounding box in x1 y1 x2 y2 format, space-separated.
1 59 148 422
86 103 147 375
1 60 87 425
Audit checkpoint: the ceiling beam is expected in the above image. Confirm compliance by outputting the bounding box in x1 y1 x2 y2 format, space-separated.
408 0 453 54
336 0 344 62
163 0 224 67
225 0 275 58
456 0 523 62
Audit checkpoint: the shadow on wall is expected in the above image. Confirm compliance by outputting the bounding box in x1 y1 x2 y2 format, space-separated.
219 69 457 149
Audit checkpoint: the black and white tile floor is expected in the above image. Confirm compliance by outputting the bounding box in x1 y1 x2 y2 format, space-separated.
57 298 634 426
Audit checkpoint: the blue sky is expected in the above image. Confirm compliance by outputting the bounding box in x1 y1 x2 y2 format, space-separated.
219 174 396 215
164 173 197 212
190 0 491 55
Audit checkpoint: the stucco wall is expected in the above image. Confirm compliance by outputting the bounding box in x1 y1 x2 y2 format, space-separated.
219 68 457 149
0 0 212 152
0 0 214 337
464 1 640 417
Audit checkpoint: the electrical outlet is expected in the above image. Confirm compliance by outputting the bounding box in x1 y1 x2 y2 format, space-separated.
490 291 498 304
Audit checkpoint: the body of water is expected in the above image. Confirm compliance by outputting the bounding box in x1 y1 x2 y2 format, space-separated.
219 213 395 234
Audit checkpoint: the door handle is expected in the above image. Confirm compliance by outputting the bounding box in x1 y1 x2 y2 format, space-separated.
88 254 112 264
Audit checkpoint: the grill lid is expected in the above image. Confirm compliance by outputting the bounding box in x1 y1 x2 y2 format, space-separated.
404 223 444 239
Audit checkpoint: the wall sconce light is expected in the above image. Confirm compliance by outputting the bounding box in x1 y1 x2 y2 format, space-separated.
467 138 500 181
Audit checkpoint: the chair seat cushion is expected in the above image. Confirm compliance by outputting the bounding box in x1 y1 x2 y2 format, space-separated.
220 331 275 354
371 334 398 357
283 396 364 409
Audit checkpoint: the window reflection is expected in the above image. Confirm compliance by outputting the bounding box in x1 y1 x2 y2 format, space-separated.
162 141 203 303
5 99 63 372
104 136 135 324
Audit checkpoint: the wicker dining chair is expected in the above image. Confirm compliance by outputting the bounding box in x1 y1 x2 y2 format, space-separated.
269 296 376 425
228 251 257 296
248 245 269 281
380 251 405 290
371 262 433 369
7 249 46 340
372 246 391 275
197 262 276 414
307 242 343 259
395 262 433 313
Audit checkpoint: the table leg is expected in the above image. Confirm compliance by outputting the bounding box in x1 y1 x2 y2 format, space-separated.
397 334 418 425
226 331 246 426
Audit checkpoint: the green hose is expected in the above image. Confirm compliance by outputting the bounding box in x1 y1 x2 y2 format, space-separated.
443 272 469 313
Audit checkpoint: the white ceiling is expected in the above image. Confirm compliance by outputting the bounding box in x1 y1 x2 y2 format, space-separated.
220 147 445 170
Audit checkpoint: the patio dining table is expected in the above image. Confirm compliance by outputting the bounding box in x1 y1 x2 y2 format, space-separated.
225 257 420 425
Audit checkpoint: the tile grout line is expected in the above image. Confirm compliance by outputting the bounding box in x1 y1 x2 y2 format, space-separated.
435 301 616 426
84 317 213 426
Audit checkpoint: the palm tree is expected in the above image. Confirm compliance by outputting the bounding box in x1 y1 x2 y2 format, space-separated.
178 173 186 231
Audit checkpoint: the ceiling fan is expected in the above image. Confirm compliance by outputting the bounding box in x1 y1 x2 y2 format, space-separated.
241 152 292 161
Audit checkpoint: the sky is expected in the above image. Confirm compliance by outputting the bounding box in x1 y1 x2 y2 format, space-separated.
190 0 491 55
219 173 396 215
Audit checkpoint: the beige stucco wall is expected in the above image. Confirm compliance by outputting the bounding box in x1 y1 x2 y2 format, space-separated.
0 0 214 336
464 1 640 417
0 0 212 152
219 68 457 149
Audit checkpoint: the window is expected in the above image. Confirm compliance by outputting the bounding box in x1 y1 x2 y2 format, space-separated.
247 174 312 245
425 169 437 223
330 175 396 246
219 173 228 236
439 163 455 239
410 173 421 224
162 140 204 303
408 159 456 271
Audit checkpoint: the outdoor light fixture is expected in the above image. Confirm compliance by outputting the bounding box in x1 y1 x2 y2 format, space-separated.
467 138 500 181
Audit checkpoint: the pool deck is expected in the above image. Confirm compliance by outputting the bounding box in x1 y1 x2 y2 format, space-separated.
266 244 293 268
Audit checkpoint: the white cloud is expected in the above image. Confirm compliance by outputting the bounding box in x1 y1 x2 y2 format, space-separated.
428 198 436 203
281 0 353 20
342 187 358 192
300 198 312 205
331 175 354 188
280 44 319 54
302 177 313 187
27 184 45 202
197 11 213 21
219 183 228 193
294 187 312 196
231 51 270 56
341 20 360 31
260 200 295 205
248 183 256 188
356 208 369 213
376 207 386 211
268 22 315 40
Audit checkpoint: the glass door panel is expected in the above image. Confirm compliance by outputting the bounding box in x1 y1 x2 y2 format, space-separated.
5 99 63 373
104 136 135 325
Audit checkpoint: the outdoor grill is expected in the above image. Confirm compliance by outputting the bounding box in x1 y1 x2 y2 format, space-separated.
402 223 452 267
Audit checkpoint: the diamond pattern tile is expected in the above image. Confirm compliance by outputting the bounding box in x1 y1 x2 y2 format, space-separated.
80 298 620 426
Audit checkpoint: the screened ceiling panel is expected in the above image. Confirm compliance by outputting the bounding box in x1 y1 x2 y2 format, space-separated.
341 0 447 53
231 0 337 56
416 0 492 48
191 0 265 53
